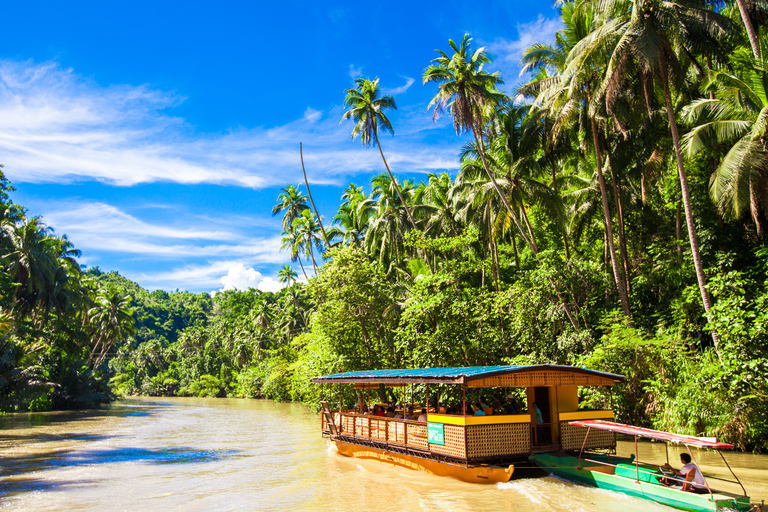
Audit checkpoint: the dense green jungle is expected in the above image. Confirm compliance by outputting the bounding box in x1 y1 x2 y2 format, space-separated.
1 0 768 452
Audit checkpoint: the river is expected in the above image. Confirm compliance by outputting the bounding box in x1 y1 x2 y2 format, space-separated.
0 397 766 511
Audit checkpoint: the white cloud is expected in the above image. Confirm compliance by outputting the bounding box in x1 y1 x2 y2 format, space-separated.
221 263 262 290
382 77 415 96
485 16 563 80
257 276 283 293
38 200 286 264
0 59 459 189
349 64 363 79
303 107 322 123
220 263 285 293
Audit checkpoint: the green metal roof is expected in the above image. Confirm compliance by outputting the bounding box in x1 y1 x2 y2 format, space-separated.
311 365 625 385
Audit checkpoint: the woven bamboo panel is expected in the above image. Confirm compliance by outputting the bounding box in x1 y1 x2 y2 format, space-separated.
406 423 429 449
466 423 531 458
370 418 388 440
560 421 616 451
341 415 355 434
387 420 406 444
467 371 616 388
428 424 467 459
354 416 370 438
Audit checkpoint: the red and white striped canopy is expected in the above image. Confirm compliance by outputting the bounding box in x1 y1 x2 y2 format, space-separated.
569 420 734 450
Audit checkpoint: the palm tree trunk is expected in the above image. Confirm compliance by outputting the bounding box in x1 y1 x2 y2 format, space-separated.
676 200 683 263
373 130 434 273
608 156 632 298
750 176 764 237
551 163 571 259
472 129 536 253
297 257 309 281
518 193 540 253
591 118 632 321
511 231 520 271
660 57 720 354
299 142 331 247
307 241 319 274
735 0 761 60
373 130 417 230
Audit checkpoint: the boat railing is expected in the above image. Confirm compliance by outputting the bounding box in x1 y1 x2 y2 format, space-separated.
329 412 430 451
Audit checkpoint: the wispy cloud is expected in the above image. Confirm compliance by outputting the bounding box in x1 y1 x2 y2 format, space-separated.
41 200 285 262
382 77 415 96
348 64 363 79
485 15 562 82
0 59 459 189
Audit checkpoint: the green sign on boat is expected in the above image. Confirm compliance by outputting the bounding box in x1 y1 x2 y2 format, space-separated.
427 422 444 445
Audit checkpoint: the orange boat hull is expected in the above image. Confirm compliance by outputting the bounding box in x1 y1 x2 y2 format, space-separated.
331 439 515 484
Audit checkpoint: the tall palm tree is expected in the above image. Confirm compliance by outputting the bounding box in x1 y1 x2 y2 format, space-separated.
277 264 298 285
87 287 136 367
521 10 633 319
341 78 418 231
683 47 768 237
589 0 733 343
281 224 309 281
424 35 538 255
1 216 57 316
272 185 309 231
294 209 324 274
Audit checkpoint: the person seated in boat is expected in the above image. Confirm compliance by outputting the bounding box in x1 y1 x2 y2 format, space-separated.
480 396 490 409
660 453 707 493
375 405 386 417
385 406 396 418
417 408 428 422
473 403 486 416
504 395 521 415
403 406 414 420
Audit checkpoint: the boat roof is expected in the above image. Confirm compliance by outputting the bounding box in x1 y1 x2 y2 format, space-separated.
311 364 626 386
570 420 734 450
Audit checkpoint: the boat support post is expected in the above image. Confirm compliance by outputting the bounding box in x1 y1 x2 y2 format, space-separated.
718 450 747 496
685 445 714 500
634 436 640 483
577 427 591 470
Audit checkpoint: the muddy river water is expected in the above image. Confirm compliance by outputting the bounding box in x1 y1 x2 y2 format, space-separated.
0 397 766 511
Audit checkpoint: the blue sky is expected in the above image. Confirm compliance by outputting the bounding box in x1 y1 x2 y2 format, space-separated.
1 1 561 293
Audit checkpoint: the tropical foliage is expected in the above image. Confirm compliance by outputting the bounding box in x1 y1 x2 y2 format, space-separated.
3 0 768 453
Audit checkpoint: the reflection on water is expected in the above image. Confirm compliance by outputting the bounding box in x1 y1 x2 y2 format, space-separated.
0 397 766 511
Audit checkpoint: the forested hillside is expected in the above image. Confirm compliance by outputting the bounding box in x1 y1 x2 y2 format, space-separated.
2 0 767 452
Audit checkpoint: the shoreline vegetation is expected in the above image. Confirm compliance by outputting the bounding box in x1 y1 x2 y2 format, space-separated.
1 0 767 453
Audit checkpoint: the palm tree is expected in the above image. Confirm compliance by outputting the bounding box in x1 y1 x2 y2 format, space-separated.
423 35 538 255
272 185 309 231
520 11 632 319
87 287 136 367
294 209 324 274
281 224 310 281
590 0 733 343
277 264 298 285
341 78 418 232
683 48 768 237
1 216 57 317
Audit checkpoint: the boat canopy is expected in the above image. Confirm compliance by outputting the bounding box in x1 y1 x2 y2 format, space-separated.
569 420 734 450
312 364 626 387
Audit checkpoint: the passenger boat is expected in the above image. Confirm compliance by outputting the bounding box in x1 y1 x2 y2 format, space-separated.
531 420 754 512
312 364 625 484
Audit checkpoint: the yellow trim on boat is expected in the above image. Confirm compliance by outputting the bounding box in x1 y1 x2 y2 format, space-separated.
331 440 515 484
427 413 531 426
558 410 614 421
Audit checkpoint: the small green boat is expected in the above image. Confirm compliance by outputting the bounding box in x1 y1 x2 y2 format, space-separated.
532 420 754 512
